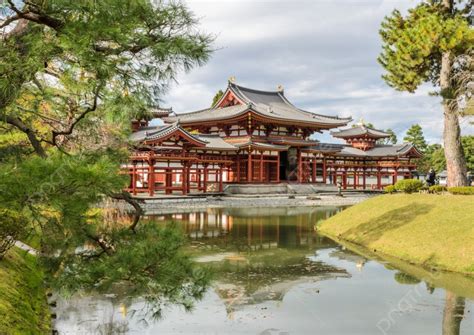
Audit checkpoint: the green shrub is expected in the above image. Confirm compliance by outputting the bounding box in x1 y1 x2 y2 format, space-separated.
384 185 396 194
429 185 447 194
448 186 474 195
0 208 29 259
394 179 424 194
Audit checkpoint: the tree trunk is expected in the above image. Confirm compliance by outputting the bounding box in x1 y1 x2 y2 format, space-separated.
442 291 465 335
440 50 468 187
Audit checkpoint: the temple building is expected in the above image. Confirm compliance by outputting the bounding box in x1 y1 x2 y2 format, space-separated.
125 80 422 195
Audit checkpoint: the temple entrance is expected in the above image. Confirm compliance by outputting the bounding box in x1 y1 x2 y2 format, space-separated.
279 148 298 182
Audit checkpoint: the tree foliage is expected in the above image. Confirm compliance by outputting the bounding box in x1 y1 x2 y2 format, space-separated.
0 0 213 313
211 89 224 107
404 124 428 152
380 128 398 145
378 1 473 98
378 0 473 186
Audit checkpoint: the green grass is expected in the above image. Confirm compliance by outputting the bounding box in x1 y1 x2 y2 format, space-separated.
319 194 474 275
0 248 50 335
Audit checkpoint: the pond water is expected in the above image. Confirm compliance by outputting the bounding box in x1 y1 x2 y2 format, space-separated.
55 206 474 335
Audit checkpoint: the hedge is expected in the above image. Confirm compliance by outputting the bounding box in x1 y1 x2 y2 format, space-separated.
384 185 396 194
394 179 424 194
429 185 447 194
448 186 474 195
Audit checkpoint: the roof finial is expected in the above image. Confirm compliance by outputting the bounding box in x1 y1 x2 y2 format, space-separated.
228 76 236 84
277 84 284 93
357 118 365 127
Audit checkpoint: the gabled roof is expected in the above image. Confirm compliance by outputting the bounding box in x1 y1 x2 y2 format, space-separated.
331 125 391 139
165 81 351 128
130 122 207 147
130 123 239 151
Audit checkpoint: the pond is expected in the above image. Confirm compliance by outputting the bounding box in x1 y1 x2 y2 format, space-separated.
55 206 474 335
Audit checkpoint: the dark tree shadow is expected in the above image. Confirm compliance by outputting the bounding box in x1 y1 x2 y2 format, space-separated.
341 204 435 244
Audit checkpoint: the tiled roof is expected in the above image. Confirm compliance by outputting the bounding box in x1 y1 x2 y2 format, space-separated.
130 122 207 145
165 82 351 127
231 139 289 151
307 143 422 158
194 134 238 151
331 125 391 139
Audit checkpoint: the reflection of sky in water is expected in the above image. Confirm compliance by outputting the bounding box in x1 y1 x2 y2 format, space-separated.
55 207 474 335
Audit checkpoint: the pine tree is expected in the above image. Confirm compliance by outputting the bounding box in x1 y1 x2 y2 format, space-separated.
403 124 428 152
211 90 224 107
0 0 213 312
378 0 473 186
379 128 398 145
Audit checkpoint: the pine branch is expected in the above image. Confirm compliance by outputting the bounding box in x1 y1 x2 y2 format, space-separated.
51 82 103 147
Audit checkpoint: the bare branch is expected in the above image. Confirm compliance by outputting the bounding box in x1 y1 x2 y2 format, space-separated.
108 191 144 232
51 82 104 146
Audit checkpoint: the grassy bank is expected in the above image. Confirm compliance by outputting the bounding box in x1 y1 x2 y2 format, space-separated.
0 247 50 334
319 194 474 275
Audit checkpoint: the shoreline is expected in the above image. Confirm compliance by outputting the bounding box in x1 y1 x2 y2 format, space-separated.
111 193 373 215
319 233 474 299
318 194 474 276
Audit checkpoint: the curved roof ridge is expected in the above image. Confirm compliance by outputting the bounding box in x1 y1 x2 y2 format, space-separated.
230 82 282 96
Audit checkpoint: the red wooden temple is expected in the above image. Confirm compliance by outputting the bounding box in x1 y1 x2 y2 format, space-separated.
125 80 422 195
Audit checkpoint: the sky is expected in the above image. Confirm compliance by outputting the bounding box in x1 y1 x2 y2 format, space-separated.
161 0 473 144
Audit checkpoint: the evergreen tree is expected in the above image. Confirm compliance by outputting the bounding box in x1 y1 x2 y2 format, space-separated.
379 128 398 145
403 124 428 152
378 0 473 186
211 89 224 107
0 0 213 313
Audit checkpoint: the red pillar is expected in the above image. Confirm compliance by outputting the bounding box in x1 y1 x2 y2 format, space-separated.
259 151 264 182
362 168 367 190
236 154 241 182
186 164 191 194
165 168 172 195
342 169 347 189
312 157 317 183
333 167 338 185
148 159 155 196
377 168 382 190
297 148 302 183
322 158 327 184
197 168 202 191
276 152 280 183
392 168 398 185
219 165 224 192
131 163 137 195
203 164 208 193
182 164 187 195
247 149 253 183
353 169 357 190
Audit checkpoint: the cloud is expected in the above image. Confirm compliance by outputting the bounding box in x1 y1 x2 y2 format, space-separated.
162 0 473 144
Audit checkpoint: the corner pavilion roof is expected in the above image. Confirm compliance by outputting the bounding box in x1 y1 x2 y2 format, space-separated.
165 82 352 128
331 125 391 139
306 142 423 158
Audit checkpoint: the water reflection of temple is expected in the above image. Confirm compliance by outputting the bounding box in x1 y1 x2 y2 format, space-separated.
148 207 344 251
144 207 351 316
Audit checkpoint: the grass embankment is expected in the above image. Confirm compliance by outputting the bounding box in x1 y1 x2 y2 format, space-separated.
319 194 474 275
0 247 50 335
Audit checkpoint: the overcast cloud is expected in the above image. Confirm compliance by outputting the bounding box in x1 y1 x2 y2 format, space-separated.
162 0 473 144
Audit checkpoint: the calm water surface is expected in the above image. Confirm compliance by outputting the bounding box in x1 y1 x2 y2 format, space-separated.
55 207 474 335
